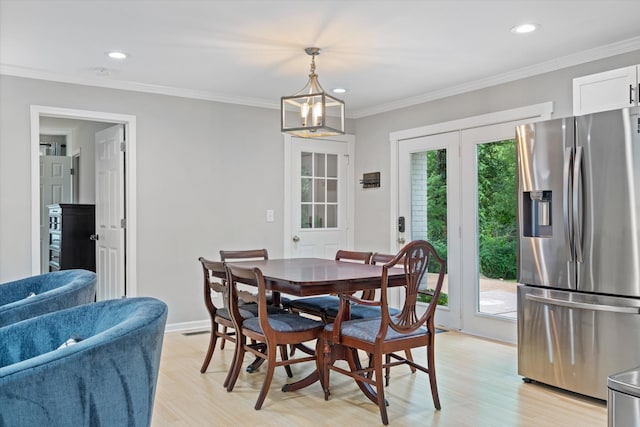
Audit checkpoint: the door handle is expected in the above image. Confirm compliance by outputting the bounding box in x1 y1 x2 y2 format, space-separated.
90 234 99 241
563 147 573 261
572 146 583 263
292 235 300 242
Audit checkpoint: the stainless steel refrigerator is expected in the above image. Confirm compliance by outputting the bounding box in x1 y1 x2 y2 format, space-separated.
516 106 640 400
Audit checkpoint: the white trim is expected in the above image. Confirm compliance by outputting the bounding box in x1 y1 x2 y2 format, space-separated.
2 65 278 110
283 133 356 257
30 105 138 297
5 36 639 120
164 320 210 334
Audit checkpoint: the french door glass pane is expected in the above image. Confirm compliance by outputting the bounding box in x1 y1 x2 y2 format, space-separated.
301 152 339 229
476 139 517 319
410 149 448 306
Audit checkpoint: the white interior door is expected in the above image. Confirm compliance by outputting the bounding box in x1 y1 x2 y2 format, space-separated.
398 131 461 330
95 124 125 300
40 155 72 273
287 136 353 258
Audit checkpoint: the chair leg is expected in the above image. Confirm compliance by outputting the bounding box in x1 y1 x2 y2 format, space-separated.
384 353 391 386
427 343 441 410
199 324 218 373
226 337 246 392
254 344 277 410
222 339 237 388
321 336 331 400
405 349 417 373
220 326 228 349
279 345 293 378
373 353 389 426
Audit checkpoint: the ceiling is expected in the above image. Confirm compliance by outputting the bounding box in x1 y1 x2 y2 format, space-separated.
1 0 639 118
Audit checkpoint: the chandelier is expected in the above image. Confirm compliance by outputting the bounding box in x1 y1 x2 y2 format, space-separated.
281 47 345 138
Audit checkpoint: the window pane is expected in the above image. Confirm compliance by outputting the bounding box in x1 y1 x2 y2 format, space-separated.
301 204 312 229
327 154 338 177
301 152 312 176
301 178 312 202
326 205 337 228
314 204 325 228
327 179 337 202
411 149 448 306
314 178 326 202
314 153 325 177
476 139 517 319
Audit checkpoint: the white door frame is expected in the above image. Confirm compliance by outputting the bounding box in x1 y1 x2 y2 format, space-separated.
389 102 553 341
283 133 355 257
30 105 137 297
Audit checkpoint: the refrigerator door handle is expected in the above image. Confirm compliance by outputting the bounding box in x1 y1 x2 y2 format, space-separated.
526 294 640 314
563 147 574 261
573 146 584 263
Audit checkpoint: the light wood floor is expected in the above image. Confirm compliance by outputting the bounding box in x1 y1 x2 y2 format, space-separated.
153 330 607 426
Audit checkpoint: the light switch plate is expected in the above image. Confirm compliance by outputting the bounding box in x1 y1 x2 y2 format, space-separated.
266 209 274 222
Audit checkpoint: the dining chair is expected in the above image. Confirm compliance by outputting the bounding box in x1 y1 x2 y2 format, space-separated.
285 249 373 322
225 264 325 410
198 257 242 375
321 240 446 426
198 257 288 378
220 249 290 307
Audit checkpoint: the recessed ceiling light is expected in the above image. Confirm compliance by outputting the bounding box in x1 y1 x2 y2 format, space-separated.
511 23 540 34
332 88 347 94
107 51 128 59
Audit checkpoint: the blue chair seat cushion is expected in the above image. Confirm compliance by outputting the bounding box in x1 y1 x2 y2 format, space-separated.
286 296 340 313
216 304 287 321
325 304 401 320
325 318 428 343
243 314 323 334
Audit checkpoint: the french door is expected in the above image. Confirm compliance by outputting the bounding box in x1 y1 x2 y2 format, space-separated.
398 131 461 330
398 121 519 342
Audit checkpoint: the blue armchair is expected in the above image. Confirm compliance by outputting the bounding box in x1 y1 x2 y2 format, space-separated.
0 269 96 327
0 297 168 427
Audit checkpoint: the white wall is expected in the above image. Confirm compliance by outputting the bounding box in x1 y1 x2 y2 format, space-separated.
1 49 639 327
0 75 357 326
352 49 640 253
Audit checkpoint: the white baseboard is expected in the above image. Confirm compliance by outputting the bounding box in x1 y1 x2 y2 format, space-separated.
165 319 210 333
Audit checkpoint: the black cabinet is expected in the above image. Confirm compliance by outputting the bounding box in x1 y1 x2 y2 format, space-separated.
48 204 95 272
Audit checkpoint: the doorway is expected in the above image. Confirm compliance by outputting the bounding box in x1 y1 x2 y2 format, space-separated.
30 105 138 298
391 103 553 343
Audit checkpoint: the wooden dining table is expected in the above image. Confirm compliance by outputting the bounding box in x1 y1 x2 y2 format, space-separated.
223 257 406 394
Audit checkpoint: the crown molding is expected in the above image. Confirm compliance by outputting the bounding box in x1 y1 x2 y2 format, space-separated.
2 36 640 119
349 35 640 118
0 64 280 111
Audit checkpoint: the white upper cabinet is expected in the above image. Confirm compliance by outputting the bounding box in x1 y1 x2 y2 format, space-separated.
573 65 639 116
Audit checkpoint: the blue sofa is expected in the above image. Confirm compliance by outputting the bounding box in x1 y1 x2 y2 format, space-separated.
0 269 96 327
0 297 168 427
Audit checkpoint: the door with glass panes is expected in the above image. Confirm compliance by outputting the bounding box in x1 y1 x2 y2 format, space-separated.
289 137 351 258
398 122 519 342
